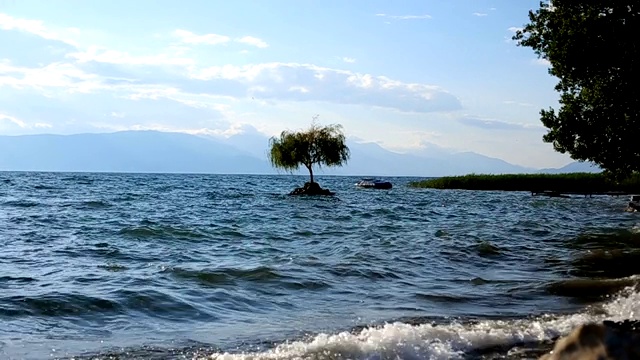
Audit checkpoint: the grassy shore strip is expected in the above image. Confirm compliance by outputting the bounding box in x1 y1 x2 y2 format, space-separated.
408 173 640 194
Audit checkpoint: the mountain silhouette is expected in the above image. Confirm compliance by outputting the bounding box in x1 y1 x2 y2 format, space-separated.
0 130 590 176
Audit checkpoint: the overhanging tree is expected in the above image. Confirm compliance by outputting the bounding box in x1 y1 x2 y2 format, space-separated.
268 122 350 185
513 0 640 178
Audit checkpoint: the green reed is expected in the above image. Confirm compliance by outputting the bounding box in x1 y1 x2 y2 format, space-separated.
409 173 640 194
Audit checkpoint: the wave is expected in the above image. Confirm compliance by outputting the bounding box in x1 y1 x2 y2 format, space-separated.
0 293 121 317
165 266 331 293
65 200 113 210
0 275 37 284
546 275 640 298
571 249 640 279
97 264 128 272
201 288 640 360
33 184 59 190
414 293 481 304
119 224 208 240
167 266 283 282
60 176 94 185
569 230 640 249
327 267 401 280
115 289 217 321
112 192 148 202
0 289 217 322
2 199 41 207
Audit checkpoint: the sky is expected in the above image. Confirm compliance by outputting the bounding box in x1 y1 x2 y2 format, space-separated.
0 0 571 168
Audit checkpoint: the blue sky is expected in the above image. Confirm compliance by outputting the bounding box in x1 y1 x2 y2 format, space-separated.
0 0 569 168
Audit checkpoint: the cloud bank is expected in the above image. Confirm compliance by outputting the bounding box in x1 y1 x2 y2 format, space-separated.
0 11 462 114
0 11 463 139
190 62 462 112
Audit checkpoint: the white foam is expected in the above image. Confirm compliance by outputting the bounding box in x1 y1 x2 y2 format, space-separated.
601 286 640 320
203 288 640 360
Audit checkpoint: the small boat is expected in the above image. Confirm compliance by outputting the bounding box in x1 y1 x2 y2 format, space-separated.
627 195 640 212
355 178 392 189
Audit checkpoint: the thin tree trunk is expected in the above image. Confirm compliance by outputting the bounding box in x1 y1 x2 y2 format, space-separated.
306 164 314 183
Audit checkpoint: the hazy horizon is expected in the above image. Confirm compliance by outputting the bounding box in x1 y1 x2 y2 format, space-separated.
0 130 599 176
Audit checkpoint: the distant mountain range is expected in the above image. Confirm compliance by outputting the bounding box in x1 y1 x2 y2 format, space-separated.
0 130 600 176
537 161 601 174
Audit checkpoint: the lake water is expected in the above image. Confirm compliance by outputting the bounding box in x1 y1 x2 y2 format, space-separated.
1 172 639 359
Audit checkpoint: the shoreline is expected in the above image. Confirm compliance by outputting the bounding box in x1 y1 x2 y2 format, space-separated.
408 173 640 195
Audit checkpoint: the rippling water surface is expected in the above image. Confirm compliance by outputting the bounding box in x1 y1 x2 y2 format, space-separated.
1 172 640 359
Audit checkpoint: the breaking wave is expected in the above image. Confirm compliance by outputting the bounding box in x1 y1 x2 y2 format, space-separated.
204 288 640 360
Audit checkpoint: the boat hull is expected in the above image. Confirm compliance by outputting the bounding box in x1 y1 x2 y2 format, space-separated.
355 181 392 189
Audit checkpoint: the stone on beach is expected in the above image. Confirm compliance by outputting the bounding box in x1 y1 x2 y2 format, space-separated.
540 320 640 360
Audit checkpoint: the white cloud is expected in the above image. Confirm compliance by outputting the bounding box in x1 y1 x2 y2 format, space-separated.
0 13 78 46
0 89 238 137
288 86 309 93
376 13 432 20
190 62 461 113
172 30 268 49
0 13 461 134
0 59 235 114
0 61 102 93
192 63 266 81
84 122 250 138
236 36 268 48
473 12 488 17
505 27 524 43
125 85 235 114
67 45 195 66
173 29 230 45
0 113 27 128
2 44 460 116
0 113 52 130
1 13 459 114
503 100 533 107
533 58 551 66
174 123 252 137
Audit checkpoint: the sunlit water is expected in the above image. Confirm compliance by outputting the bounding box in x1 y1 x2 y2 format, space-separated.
1 172 639 359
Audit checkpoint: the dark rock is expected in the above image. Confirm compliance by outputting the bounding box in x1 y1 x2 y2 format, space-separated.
539 320 640 359
289 182 335 196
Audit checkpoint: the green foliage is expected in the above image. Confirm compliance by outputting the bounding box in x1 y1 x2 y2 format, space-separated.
409 173 640 193
268 122 350 183
513 1 640 179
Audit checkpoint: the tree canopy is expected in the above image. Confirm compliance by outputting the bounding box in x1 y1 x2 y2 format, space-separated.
513 0 640 178
268 122 350 183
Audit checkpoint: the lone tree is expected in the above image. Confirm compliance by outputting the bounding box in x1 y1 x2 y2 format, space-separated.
513 1 640 179
268 120 350 194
